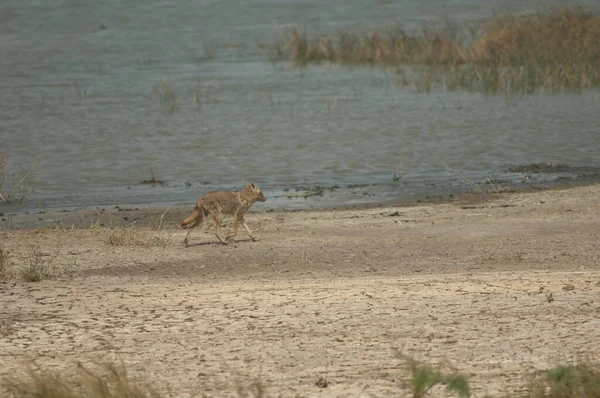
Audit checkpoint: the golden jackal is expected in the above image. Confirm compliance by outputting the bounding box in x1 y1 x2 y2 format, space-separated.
181 183 267 245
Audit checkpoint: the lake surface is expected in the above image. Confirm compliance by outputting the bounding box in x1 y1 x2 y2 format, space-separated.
1 0 600 214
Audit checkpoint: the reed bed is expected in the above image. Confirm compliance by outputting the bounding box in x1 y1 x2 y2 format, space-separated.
275 27 466 66
272 7 600 93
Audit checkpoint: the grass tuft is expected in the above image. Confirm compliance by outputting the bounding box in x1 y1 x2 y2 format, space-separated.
0 245 12 281
18 242 75 282
409 364 443 397
19 242 46 282
0 153 39 204
446 374 471 398
529 362 600 398
395 351 470 398
154 78 178 115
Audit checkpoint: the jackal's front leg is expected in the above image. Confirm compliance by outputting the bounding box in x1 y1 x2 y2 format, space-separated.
183 218 200 246
240 216 259 242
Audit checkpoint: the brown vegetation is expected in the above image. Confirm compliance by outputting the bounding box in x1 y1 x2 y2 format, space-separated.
19 242 76 282
0 240 76 282
105 227 168 247
275 26 466 67
273 7 600 93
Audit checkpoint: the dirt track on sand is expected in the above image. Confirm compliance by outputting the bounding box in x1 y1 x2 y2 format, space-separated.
1 184 600 397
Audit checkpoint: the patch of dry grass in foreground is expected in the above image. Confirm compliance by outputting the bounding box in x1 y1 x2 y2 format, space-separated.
272 7 600 93
3 357 599 397
2 362 161 398
2 361 267 398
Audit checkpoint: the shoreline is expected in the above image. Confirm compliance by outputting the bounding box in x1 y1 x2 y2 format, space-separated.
4 158 600 227
2 178 599 230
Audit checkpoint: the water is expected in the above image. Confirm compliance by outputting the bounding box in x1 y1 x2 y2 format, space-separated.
1 0 600 214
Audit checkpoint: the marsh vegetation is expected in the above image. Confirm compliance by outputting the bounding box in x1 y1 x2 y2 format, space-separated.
272 8 600 94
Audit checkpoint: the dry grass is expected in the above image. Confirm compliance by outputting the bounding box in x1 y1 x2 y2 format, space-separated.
1 239 74 282
19 242 49 282
19 242 75 282
2 362 161 398
472 8 600 67
145 207 172 230
0 245 12 281
466 7 600 94
273 7 600 93
105 226 168 247
0 153 39 203
1 361 269 398
152 78 211 114
106 208 171 247
153 77 178 115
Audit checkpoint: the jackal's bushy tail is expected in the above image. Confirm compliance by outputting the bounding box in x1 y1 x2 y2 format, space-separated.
181 206 202 228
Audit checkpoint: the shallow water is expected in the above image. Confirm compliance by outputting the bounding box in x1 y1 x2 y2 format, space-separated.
1 0 600 214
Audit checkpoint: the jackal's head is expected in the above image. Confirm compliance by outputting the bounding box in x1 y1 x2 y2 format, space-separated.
246 182 267 202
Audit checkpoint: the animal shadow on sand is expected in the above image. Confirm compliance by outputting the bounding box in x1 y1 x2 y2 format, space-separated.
183 238 254 247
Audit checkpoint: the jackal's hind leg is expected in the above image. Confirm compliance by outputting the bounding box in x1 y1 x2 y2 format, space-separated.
226 215 239 242
213 214 228 245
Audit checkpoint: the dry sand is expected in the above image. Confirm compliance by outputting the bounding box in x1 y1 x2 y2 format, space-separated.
1 184 599 397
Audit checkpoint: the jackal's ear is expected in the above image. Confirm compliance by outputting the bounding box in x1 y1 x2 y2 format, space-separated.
251 182 258 190
245 184 251 189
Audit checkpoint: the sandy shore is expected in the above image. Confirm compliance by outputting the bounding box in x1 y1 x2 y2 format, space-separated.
1 184 599 397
